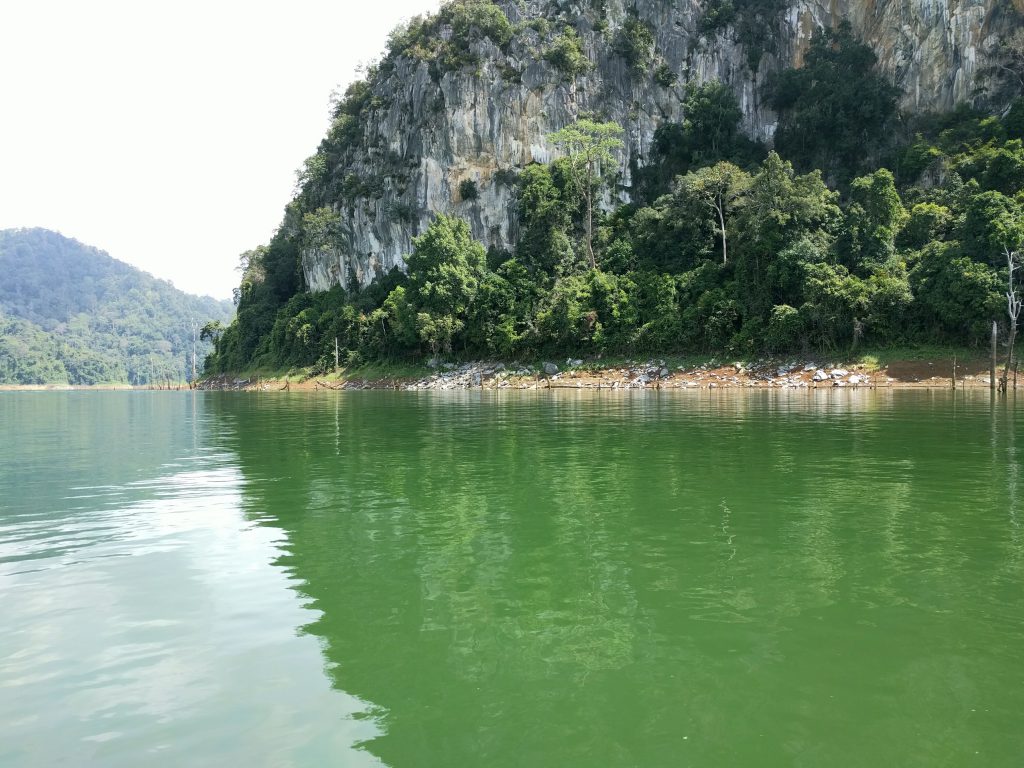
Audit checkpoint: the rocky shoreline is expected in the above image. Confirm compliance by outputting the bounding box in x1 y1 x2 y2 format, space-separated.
197 356 1005 392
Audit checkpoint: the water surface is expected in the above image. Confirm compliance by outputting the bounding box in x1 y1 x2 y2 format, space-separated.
1 390 1022 766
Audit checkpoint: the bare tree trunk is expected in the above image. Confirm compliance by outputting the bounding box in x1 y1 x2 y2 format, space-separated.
716 198 728 265
1003 326 1016 393
1002 249 1022 393
851 318 863 354
992 320 999 392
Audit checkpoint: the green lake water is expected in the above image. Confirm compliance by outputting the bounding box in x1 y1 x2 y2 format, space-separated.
1 390 1023 767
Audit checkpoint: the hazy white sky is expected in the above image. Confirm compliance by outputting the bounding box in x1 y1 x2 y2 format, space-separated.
0 1 440 299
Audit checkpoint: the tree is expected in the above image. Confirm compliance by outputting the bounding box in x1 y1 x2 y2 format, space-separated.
404 215 487 353
768 21 899 178
838 169 907 271
517 163 574 276
545 28 590 79
909 242 1002 343
642 81 764 199
682 81 744 160
1002 247 1022 392
961 187 1024 265
678 162 751 264
548 120 625 269
613 17 654 72
732 152 840 318
200 320 224 353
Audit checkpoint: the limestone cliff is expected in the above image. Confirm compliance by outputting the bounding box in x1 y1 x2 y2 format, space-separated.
299 0 1020 292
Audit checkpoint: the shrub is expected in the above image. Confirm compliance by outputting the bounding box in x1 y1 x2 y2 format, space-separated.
545 28 590 78
459 179 480 201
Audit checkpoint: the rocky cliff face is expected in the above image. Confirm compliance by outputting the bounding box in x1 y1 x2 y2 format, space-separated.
301 0 1018 292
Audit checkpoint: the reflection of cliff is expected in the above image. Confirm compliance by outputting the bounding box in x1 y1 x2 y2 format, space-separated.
213 391 1024 768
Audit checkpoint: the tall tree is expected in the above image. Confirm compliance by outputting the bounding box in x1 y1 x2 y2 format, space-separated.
200 320 224 357
678 162 751 264
548 120 625 269
1002 247 1023 392
768 21 899 179
404 215 487 353
838 169 907 271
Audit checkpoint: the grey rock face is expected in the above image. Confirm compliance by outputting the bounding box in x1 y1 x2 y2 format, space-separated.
301 0 1015 293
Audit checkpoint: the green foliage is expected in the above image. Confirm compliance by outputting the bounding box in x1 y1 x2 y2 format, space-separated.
865 263 914 343
613 17 655 72
732 153 841 318
800 263 870 348
765 305 804 351
0 229 233 385
909 242 1002 342
629 192 717 272
838 169 908 270
548 120 625 175
654 62 677 88
678 161 752 264
545 28 590 78
677 267 740 351
630 270 681 349
459 179 480 201
383 0 513 76
643 81 765 198
898 203 952 250
465 259 540 355
954 139 1024 195
405 215 488 352
516 163 575 275
535 270 637 351
769 21 900 180
682 81 744 158
960 187 1024 265
302 207 342 251
548 119 626 268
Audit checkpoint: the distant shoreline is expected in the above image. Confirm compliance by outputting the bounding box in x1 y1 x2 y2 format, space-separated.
0 384 182 391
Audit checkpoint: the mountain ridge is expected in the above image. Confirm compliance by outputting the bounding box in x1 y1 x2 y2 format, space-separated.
0 228 234 385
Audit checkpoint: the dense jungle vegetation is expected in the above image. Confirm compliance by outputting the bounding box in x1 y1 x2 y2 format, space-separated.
0 229 234 385
206 3 1024 374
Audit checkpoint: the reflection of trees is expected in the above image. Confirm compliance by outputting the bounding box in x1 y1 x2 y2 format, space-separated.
213 390 1024 768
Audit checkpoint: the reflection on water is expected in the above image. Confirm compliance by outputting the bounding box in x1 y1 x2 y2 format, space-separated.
217 390 1023 768
1 390 1023 767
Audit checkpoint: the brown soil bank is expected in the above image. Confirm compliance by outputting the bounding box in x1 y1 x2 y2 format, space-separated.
197 354 1015 392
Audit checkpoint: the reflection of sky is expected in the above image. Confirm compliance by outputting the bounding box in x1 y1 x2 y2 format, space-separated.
0 395 383 768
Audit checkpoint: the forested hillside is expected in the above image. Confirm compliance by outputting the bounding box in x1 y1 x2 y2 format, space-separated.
206 2 1024 374
0 229 234 385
